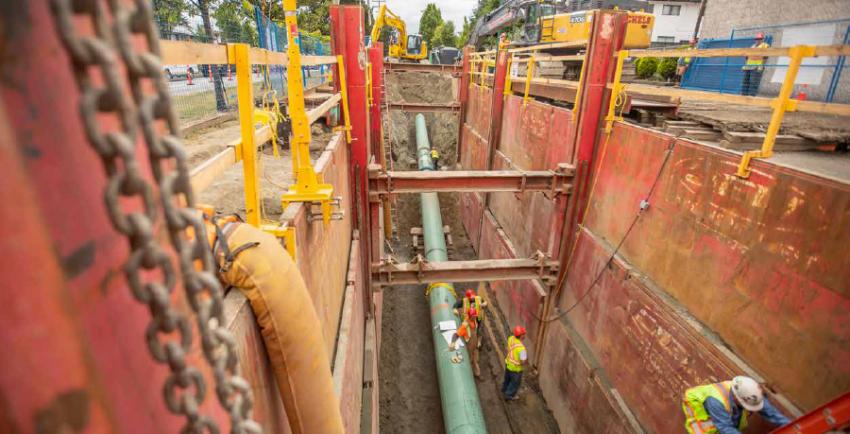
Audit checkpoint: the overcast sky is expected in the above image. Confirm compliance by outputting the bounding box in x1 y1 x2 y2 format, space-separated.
382 0 478 34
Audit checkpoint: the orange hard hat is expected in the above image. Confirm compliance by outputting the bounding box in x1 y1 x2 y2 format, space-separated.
468 307 478 317
755 32 765 40
513 325 526 337
465 289 475 299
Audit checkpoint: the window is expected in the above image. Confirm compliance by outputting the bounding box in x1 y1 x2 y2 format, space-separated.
657 36 676 43
662 4 682 15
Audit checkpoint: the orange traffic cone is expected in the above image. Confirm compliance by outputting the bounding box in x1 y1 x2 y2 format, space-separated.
796 83 808 101
187 69 194 86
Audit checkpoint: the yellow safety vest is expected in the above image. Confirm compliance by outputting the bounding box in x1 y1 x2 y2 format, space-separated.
682 381 749 434
504 336 526 372
462 296 486 322
745 42 770 68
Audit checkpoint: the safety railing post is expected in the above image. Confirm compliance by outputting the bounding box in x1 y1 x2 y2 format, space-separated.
736 45 815 178
337 55 353 144
572 52 588 115
503 55 513 98
604 50 629 133
231 43 262 227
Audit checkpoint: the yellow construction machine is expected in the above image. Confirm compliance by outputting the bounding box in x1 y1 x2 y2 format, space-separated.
370 5 427 61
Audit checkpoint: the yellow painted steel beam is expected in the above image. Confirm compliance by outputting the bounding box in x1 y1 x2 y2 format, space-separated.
280 0 336 226
572 54 588 116
503 56 513 98
736 45 815 178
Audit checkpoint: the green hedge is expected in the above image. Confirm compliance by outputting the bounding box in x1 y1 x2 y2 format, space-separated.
635 57 658 79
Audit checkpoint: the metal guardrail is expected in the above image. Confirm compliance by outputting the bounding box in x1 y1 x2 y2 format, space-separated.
605 44 850 178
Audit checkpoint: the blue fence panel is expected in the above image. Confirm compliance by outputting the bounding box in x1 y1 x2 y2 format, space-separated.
681 36 773 95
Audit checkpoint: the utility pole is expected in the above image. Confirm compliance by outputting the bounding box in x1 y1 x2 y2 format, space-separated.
693 0 707 41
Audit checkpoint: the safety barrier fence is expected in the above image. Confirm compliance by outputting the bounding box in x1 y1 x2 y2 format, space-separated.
160 39 333 125
162 40 348 258
606 44 850 177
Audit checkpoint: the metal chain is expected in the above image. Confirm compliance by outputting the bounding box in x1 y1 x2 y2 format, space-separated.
49 1 261 433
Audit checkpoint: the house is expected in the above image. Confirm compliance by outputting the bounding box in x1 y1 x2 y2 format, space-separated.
648 0 701 46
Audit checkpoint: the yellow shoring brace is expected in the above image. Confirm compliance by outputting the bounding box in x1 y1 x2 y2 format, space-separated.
572 53 588 115
468 59 476 89
503 55 513 98
367 63 374 108
280 0 337 226
604 49 629 133
261 224 298 260
523 55 535 107
231 43 263 228
736 45 814 178
337 55 353 144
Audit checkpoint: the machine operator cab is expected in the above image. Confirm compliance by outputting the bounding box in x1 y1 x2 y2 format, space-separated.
407 34 424 56
519 2 557 44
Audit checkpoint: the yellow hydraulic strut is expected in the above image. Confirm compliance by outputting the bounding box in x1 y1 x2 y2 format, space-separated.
280 0 338 225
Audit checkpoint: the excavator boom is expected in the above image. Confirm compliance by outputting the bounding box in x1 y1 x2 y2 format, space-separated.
370 5 427 61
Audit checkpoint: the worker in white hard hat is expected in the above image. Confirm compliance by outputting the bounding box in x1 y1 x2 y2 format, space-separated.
682 376 791 434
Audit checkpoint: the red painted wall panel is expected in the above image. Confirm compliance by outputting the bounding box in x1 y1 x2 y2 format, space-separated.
478 212 545 355
460 192 485 253
582 122 850 411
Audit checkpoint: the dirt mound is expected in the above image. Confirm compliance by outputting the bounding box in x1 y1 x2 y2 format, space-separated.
386 71 454 103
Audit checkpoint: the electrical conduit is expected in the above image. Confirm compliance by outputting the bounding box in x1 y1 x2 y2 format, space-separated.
415 113 487 433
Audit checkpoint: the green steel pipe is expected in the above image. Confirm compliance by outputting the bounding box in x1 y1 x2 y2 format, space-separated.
415 113 487 433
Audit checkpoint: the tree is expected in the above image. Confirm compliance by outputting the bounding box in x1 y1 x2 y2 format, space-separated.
153 0 189 36
419 3 443 51
433 20 457 48
459 16 472 47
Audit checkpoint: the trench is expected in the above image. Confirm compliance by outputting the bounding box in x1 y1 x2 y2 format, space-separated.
378 72 559 434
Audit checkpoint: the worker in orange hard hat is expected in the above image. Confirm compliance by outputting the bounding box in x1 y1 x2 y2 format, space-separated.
501 325 527 400
448 307 481 378
742 32 770 96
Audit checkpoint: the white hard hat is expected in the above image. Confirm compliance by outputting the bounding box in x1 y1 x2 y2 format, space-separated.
731 376 764 411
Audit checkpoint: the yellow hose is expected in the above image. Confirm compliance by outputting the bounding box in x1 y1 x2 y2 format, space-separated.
216 222 344 434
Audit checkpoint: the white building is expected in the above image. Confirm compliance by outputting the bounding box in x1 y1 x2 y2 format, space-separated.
648 0 702 46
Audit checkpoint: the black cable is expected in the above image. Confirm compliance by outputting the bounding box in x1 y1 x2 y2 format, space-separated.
540 140 676 324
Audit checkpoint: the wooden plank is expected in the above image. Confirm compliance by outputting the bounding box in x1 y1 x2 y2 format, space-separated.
161 40 228 65
189 125 271 193
307 93 342 124
723 131 807 145
796 99 850 116
629 46 790 59
681 129 722 140
512 54 585 63
190 147 238 195
248 47 287 65
302 55 338 66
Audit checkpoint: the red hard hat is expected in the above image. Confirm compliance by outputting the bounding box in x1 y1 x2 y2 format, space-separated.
755 32 765 39
468 307 478 317
465 289 474 299
513 325 526 337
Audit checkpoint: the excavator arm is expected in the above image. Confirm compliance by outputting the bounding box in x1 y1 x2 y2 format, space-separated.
370 5 427 61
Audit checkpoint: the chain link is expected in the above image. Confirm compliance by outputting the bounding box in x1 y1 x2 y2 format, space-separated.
49 0 261 432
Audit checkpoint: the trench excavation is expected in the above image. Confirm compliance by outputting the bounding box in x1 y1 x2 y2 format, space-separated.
379 72 559 434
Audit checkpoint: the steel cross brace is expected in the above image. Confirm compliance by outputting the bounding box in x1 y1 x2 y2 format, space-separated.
387 102 461 113
371 254 560 286
368 164 574 200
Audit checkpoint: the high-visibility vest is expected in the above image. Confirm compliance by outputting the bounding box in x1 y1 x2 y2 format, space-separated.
745 42 770 67
504 336 526 372
682 381 749 434
462 296 486 322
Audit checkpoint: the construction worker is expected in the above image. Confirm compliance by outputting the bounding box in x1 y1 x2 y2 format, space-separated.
453 289 487 328
448 308 481 377
501 325 527 401
677 38 697 83
498 32 510 51
682 376 790 434
430 148 440 169
742 32 770 96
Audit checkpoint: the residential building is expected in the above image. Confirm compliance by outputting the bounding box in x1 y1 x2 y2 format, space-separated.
648 0 701 46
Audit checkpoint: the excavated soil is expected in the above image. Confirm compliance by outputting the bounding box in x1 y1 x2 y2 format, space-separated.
379 69 558 433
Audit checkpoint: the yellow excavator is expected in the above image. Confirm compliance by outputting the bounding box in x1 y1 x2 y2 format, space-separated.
370 5 427 61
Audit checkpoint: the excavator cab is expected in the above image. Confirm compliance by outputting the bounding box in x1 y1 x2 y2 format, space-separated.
407 35 424 56
521 2 557 43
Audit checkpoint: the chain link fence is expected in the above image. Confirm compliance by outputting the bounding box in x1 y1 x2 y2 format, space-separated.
682 18 850 103
155 6 333 126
